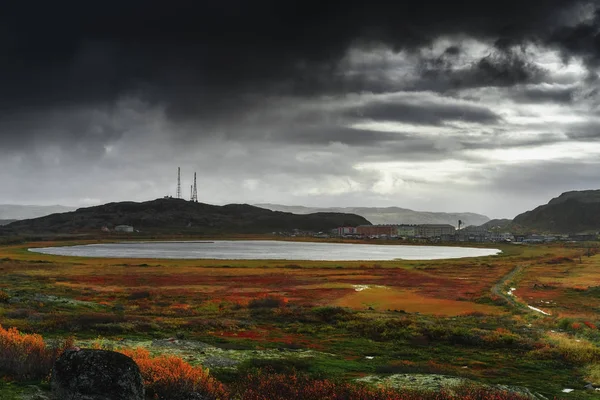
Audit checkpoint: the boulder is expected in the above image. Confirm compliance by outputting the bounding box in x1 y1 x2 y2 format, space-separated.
51 349 144 400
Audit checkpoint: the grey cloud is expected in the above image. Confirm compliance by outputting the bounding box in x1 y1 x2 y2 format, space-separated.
484 160 600 197
345 98 500 125
565 121 600 140
512 86 575 103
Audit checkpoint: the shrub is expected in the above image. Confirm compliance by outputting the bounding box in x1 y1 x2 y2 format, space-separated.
558 318 574 330
0 290 10 303
584 321 598 330
68 313 124 331
233 371 532 400
584 364 600 385
127 291 151 300
311 306 353 323
239 358 311 375
233 370 403 400
248 296 285 309
546 332 600 365
4 309 31 319
0 325 73 380
118 347 228 400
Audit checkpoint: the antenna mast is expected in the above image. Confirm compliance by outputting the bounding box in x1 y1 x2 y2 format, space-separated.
192 172 198 203
176 167 182 199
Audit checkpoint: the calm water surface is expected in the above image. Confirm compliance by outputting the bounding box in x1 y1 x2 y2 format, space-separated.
30 240 500 261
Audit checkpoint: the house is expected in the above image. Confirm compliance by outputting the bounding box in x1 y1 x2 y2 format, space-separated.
114 225 134 233
415 224 455 238
334 227 357 236
396 225 417 237
356 225 397 238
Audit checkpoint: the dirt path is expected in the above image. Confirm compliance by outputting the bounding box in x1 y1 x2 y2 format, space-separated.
491 265 525 309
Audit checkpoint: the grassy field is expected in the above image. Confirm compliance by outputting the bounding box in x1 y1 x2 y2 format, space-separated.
0 239 598 398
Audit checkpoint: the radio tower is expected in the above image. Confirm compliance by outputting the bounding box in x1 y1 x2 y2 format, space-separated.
190 185 193 201
192 172 198 203
176 167 182 199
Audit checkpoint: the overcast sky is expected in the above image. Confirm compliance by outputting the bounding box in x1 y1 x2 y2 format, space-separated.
2 1 600 219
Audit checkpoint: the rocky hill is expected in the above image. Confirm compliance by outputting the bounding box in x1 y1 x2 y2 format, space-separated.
512 190 600 233
256 204 489 227
6 199 370 234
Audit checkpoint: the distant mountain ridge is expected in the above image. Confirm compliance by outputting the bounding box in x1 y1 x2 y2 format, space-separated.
0 204 75 220
513 190 600 233
6 199 370 234
255 204 490 228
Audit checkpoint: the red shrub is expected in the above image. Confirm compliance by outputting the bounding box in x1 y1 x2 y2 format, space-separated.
584 321 597 330
118 347 228 400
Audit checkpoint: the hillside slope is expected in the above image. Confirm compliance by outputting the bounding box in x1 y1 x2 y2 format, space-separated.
6 199 370 234
479 219 512 230
513 190 600 233
256 204 489 227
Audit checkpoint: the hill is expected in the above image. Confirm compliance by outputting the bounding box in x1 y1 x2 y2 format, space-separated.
478 219 512 230
0 204 75 220
512 190 600 233
6 199 370 234
255 204 489 227
0 219 17 226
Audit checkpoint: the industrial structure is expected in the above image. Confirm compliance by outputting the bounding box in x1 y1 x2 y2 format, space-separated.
191 172 198 202
169 167 199 202
176 167 182 199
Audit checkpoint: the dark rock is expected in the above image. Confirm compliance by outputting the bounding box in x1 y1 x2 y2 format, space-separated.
51 349 144 400
584 383 595 391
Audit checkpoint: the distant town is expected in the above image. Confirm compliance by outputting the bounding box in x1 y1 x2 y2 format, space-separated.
278 223 597 243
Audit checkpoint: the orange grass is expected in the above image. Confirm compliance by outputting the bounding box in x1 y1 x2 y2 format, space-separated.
0 325 73 380
515 253 600 318
334 287 502 316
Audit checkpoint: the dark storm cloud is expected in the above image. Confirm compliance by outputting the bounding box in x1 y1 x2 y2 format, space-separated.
0 0 597 122
4 0 600 217
416 48 548 92
549 9 600 66
345 98 500 125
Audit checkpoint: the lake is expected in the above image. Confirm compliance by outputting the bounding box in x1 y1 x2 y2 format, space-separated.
29 240 500 261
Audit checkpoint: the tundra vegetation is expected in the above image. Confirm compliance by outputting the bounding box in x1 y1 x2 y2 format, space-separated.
0 238 598 399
